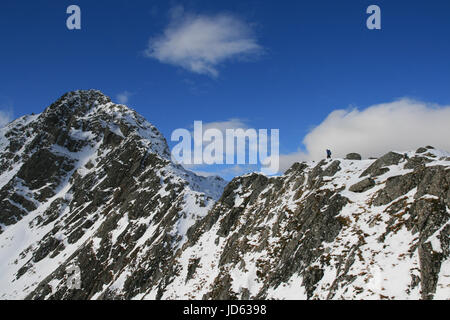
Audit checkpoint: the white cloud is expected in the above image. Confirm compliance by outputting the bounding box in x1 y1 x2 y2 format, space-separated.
116 91 132 105
145 8 263 77
279 99 450 172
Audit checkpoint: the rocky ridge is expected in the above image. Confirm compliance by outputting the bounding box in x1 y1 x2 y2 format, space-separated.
156 146 449 300
0 90 448 300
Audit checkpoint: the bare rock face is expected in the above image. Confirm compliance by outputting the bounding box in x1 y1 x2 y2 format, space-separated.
360 151 404 178
405 156 432 170
0 90 449 300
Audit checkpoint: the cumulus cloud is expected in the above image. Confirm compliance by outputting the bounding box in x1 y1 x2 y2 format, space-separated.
278 99 450 172
145 8 263 77
116 91 132 105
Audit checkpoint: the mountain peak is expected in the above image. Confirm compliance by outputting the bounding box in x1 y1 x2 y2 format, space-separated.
45 89 111 113
29 89 171 159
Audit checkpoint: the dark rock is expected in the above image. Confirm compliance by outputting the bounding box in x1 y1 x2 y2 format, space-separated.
360 152 404 178
322 160 341 177
186 258 201 283
424 152 437 158
32 237 61 263
17 149 74 190
404 156 432 170
418 242 443 300
303 267 324 299
307 160 327 188
416 147 428 154
345 153 362 160
373 173 418 206
414 166 449 205
0 194 29 226
285 162 308 175
349 178 375 193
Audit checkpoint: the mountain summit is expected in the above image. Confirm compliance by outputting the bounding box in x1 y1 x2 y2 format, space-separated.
0 90 226 299
0 90 448 300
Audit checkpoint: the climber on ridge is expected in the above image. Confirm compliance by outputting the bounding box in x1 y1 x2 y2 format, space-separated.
326 149 332 159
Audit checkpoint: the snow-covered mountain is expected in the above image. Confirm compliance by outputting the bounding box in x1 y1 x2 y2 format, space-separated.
0 90 226 299
0 90 448 300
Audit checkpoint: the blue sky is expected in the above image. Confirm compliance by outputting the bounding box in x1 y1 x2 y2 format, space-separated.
1 0 450 178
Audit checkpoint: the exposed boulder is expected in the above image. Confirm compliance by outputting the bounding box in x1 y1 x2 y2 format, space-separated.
349 177 375 193
416 147 428 154
345 153 362 160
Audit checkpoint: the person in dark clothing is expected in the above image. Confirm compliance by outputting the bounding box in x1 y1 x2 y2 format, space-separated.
326 149 332 159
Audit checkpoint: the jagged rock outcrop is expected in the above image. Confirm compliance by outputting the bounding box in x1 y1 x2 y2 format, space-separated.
0 91 448 300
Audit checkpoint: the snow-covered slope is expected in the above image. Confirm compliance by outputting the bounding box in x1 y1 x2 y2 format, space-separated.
0 90 448 300
0 90 226 299
155 149 449 300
